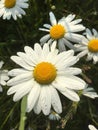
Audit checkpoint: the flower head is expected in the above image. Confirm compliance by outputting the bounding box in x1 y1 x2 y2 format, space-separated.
74 28 98 64
0 0 29 20
39 12 85 51
88 124 97 130
7 42 86 115
0 61 9 92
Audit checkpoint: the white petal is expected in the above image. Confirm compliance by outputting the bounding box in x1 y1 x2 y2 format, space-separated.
8 68 28 77
50 41 57 52
43 24 51 29
17 52 35 66
86 28 93 40
17 2 28 8
58 67 82 75
70 19 82 25
86 52 93 61
12 80 33 101
64 14 75 22
47 39 54 45
63 38 77 50
40 34 50 43
54 75 86 90
49 12 57 25
40 86 51 115
83 92 98 99
0 70 9 82
74 44 87 52
40 43 50 61
33 96 41 114
65 33 85 43
24 46 34 54
93 55 98 64
11 56 33 70
24 46 39 64
34 43 42 56
61 88 80 101
58 39 66 51
39 28 49 32
7 79 34 95
54 50 74 65
77 50 88 58
88 125 97 130
63 75 86 90
50 86 62 113
55 52 78 69
92 28 98 37
15 6 26 15
69 25 85 32
27 83 40 112
7 72 32 86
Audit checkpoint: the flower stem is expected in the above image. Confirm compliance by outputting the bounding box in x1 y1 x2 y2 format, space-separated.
19 96 27 130
61 102 78 129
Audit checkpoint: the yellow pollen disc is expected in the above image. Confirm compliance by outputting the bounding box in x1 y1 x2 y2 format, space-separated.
33 62 57 84
50 24 65 40
4 0 16 8
88 39 98 52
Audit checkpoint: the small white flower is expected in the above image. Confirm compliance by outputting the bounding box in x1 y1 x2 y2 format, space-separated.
82 86 98 99
0 0 29 20
88 124 97 130
0 61 9 92
7 42 86 115
39 11 85 51
74 28 98 64
49 111 61 120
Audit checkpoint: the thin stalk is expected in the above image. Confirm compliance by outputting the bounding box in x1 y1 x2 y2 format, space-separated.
61 102 78 129
19 96 27 130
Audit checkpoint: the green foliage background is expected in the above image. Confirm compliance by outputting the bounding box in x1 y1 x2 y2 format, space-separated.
0 0 98 130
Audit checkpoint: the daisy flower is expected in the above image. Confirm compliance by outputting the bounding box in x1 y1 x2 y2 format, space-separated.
39 11 85 51
74 28 98 64
82 86 98 99
0 61 9 92
88 124 97 130
48 111 61 120
0 0 29 20
7 42 86 115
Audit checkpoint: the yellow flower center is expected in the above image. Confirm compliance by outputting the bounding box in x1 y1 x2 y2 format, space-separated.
4 0 16 8
33 62 57 84
88 39 98 52
50 24 65 40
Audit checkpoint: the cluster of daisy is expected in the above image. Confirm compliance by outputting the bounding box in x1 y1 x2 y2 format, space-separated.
0 0 98 126
39 11 98 64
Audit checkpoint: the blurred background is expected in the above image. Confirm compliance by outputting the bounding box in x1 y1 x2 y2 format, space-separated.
0 0 98 130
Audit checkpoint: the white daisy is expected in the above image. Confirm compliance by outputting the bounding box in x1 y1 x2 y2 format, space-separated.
74 28 98 64
0 0 29 20
88 124 97 130
48 111 61 120
7 42 86 115
82 86 98 99
39 11 85 51
0 61 9 92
